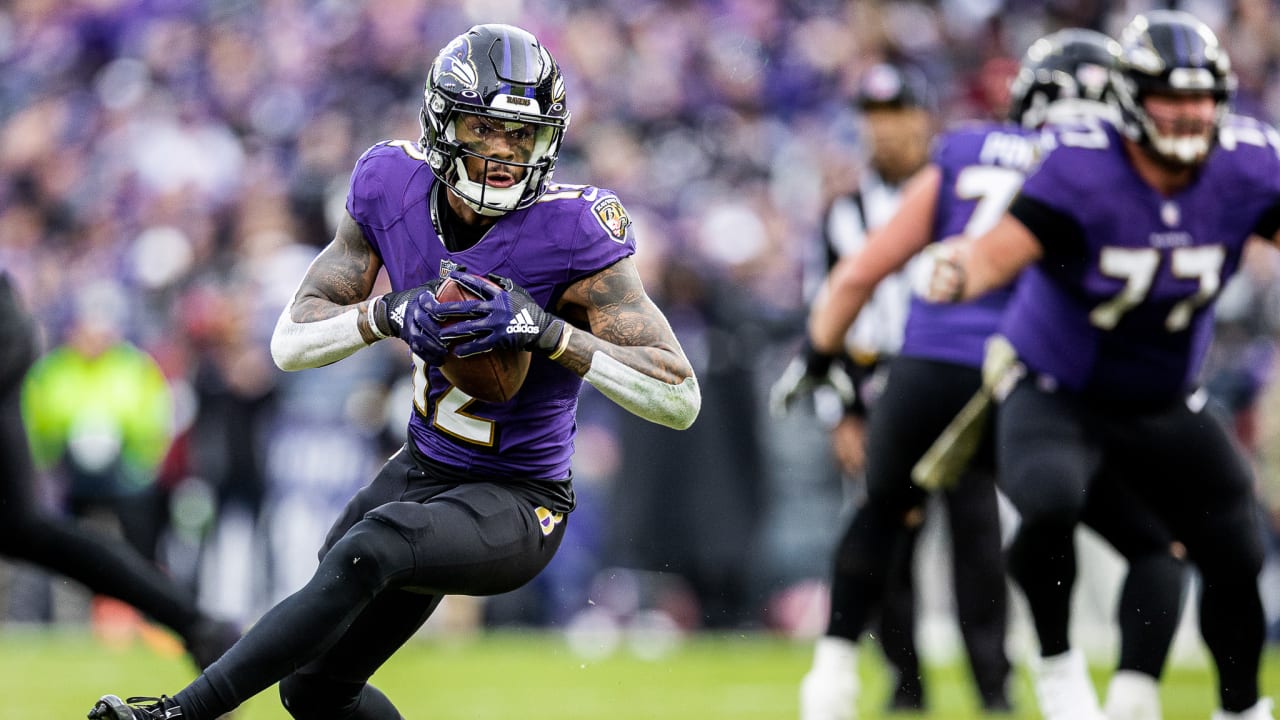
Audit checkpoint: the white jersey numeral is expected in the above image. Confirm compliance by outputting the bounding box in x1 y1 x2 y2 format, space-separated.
411 355 496 445
389 139 428 161
955 166 1025 238
1166 245 1225 332
1089 245 1225 331
1091 247 1160 330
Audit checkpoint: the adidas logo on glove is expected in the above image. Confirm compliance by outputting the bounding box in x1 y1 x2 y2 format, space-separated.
390 299 409 331
506 309 540 335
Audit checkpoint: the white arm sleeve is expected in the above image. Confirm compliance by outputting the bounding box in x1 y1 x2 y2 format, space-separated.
270 306 372 372
583 351 701 430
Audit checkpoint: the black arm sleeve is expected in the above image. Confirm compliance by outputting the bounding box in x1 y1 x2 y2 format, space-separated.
1252 200 1280 241
1008 194 1086 259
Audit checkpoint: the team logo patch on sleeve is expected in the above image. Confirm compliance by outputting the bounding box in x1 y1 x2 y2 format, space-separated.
591 196 632 243
535 506 564 536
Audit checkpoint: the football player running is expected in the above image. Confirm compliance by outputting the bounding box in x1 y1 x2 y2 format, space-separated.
88 23 699 720
922 11 1278 720
783 28 1189 720
772 63 1015 713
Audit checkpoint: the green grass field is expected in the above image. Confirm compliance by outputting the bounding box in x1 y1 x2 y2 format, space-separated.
1 626 1273 719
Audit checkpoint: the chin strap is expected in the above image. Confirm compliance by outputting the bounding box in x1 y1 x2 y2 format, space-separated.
452 158 529 216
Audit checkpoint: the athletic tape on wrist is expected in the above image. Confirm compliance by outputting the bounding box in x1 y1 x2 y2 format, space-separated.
548 324 573 360
366 295 388 340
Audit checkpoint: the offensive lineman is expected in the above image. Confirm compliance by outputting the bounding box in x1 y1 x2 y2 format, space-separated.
922 11 1277 720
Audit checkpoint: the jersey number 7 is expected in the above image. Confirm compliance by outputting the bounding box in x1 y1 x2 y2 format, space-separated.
1089 245 1225 332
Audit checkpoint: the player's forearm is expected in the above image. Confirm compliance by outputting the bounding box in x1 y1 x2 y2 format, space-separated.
269 298 381 372
950 244 1014 301
959 215 1042 300
553 328 701 430
273 215 388 371
586 352 701 430
807 278 871 354
956 256 996 301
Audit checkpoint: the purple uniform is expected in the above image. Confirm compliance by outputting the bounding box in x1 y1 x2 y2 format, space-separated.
819 123 1042 699
347 140 635 480
1006 119 1280 405
901 122 1039 367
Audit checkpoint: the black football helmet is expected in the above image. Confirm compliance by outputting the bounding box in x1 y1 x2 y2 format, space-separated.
1008 28 1120 129
1111 10 1235 167
420 24 570 216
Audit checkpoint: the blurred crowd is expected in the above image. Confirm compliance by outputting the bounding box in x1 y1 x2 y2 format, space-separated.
6 0 1280 643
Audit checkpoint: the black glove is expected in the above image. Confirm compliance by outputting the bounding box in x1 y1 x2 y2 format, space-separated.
372 279 444 339
443 272 565 356
768 338 856 418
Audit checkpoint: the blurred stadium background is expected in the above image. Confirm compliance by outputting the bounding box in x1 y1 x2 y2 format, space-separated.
5 0 1280 716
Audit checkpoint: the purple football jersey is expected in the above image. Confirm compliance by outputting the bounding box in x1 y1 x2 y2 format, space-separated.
901 122 1040 367
347 141 636 479
1005 118 1280 404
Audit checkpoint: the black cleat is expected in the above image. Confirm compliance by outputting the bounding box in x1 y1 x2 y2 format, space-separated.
88 695 183 720
887 675 926 713
979 678 1014 714
185 617 241 670
982 693 1014 714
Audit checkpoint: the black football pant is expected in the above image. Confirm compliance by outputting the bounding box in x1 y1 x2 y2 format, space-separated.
869 472 1010 709
1078 471 1188 679
0 274 204 640
824 357 1011 708
175 445 567 720
1000 380 1263 713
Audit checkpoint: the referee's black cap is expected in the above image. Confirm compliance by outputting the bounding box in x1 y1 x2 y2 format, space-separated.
855 63 934 112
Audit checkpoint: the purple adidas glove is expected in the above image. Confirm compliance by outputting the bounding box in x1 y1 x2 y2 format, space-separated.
443 272 564 357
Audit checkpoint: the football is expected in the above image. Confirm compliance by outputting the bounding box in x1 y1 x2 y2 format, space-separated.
435 276 531 403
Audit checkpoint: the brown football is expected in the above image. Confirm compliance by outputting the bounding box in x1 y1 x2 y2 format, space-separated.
435 276 531 403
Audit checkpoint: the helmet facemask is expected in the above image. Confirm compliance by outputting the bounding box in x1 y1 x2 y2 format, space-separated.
424 100 565 216
1112 70 1230 169
1112 10 1236 169
418 24 570 217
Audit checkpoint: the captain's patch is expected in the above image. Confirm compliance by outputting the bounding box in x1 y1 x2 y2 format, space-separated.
591 196 632 243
